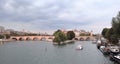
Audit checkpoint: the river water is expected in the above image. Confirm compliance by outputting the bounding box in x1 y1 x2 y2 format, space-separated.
0 41 116 64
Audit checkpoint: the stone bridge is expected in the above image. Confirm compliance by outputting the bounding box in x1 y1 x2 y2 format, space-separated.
74 36 95 41
10 36 55 41
10 35 96 41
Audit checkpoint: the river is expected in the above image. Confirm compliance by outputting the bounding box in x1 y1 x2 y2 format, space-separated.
0 41 116 64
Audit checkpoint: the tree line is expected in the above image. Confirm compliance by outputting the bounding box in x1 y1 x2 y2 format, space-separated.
53 30 75 44
102 12 120 44
0 34 10 39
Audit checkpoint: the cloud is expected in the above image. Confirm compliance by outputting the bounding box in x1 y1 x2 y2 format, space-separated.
0 0 120 34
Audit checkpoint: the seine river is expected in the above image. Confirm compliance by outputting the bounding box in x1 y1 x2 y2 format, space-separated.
0 41 116 64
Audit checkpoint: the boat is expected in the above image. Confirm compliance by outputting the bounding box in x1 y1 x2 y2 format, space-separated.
110 54 120 63
76 44 83 50
99 45 110 55
108 45 120 55
96 40 102 49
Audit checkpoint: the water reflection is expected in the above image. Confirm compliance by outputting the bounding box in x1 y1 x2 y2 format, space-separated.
0 41 4 45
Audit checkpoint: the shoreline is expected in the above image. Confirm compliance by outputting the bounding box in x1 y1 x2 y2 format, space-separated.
0 39 14 42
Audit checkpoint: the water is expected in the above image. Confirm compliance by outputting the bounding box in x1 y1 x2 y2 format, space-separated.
0 41 115 64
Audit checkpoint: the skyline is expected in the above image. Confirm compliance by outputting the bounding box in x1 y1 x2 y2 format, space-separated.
0 0 120 34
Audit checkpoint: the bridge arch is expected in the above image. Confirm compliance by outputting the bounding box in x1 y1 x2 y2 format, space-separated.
26 37 32 41
74 38 79 40
40 37 46 41
33 37 39 41
86 37 90 41
19 38 25 41
12 38 17 41
79 38 84 41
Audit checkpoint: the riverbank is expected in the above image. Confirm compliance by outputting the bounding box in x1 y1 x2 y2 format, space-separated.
53 40 75 45
0 39 14 42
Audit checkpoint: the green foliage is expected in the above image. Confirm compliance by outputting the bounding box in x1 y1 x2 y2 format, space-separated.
53 30 61 36
53 30 67 43
66 31 75 40
80 33 85 36
53 36 61 44
112 17 120 36
80 33 90 36
105 28 113 39
110 34 118 44
0 35 4 39
10 31 38 36
0 34 10 39
101 28 109 38
10 32 20 36
4 34 10 39
104 28 118 44
102 11 120 44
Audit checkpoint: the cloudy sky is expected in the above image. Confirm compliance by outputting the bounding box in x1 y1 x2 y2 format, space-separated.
0 0 120 34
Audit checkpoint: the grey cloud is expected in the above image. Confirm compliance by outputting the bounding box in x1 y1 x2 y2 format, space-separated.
0 0 120 34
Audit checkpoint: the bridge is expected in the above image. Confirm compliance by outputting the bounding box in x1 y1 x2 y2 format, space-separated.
74 36 95 41
10 36 55 41
10 35 96 41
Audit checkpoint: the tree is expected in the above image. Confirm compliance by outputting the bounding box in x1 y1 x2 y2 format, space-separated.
101 28 109 38
111 12 120 44
112 17 120 36
104 31 118 44
53 35 61 44
53 30 61 36
0 34 11 39
101 11 120 44
110 34 118 44
105 28 113 39
53 30 67 44
0 35 4 39
5 34 10 39
66 31 75 40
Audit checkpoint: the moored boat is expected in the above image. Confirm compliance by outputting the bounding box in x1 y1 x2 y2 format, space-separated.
110 54 120 63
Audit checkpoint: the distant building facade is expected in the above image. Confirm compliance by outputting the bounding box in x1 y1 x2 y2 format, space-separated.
60 29 93 37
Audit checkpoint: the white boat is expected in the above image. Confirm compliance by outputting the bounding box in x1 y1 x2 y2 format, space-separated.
97 40 101 44
76 44 83 50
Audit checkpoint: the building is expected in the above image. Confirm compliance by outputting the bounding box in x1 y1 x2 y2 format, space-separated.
5 29 14 34
60 29 93 37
